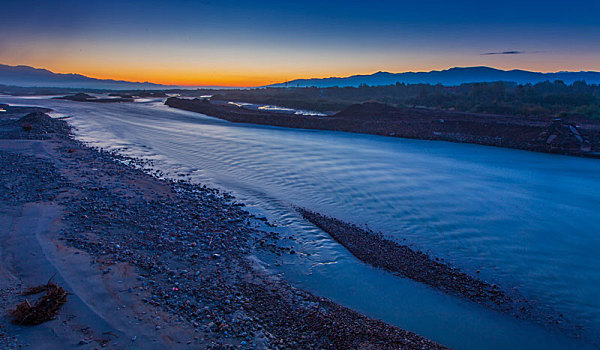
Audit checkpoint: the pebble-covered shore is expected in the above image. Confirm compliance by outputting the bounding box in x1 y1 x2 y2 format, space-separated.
298 209 508 305
297 209 579 338
0 105 447 349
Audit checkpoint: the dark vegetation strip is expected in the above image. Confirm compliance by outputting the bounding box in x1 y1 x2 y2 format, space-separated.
212 80 600 119
5 80 599 119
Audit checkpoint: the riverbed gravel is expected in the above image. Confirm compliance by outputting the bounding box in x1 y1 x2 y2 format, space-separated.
0 106 447 349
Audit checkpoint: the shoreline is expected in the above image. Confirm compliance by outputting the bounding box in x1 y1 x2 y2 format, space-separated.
165 97 600 159
0 105 447 348
297 209 579 336
298 209 509 305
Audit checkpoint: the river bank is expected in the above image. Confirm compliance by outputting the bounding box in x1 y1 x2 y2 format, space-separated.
0 104 447 348
297 209 577 334
165 97 600 158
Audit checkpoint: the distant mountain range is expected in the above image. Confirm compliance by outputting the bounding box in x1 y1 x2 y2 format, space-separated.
268 66 600 88
3 64 600 90
0 64 173 90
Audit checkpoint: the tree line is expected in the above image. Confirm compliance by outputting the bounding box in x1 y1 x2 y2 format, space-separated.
212 80 600 119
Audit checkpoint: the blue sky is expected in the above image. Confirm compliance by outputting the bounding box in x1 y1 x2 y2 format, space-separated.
1 0 598 85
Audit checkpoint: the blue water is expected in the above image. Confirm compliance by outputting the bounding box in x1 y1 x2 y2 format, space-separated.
2 95 599 349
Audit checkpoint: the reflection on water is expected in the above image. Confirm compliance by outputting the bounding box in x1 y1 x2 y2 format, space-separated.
2 96 599 349
228 100 327 116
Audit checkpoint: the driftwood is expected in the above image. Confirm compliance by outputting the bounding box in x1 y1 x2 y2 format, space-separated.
11 278 68 325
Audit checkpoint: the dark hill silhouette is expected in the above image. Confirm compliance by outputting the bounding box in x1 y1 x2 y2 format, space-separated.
0 64 173 90
269 67 600 88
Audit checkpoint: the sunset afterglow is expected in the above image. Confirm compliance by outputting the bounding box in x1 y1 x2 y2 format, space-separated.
1 0 599 86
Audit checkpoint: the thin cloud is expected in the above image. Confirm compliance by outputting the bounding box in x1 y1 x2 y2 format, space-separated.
481 50 524 55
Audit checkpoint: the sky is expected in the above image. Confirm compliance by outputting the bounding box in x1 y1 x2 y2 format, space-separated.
1 0 599 86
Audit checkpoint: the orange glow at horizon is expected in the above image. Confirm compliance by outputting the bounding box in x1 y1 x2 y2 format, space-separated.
28 62 600 88
2 44 599 87
1 0 599 88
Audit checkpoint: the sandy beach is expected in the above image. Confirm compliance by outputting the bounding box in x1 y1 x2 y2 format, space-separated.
0 104 447 348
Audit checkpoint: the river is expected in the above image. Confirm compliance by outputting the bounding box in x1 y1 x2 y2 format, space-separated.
3 95 600 349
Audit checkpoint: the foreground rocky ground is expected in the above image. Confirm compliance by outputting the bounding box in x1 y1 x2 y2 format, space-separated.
0 104 447 349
